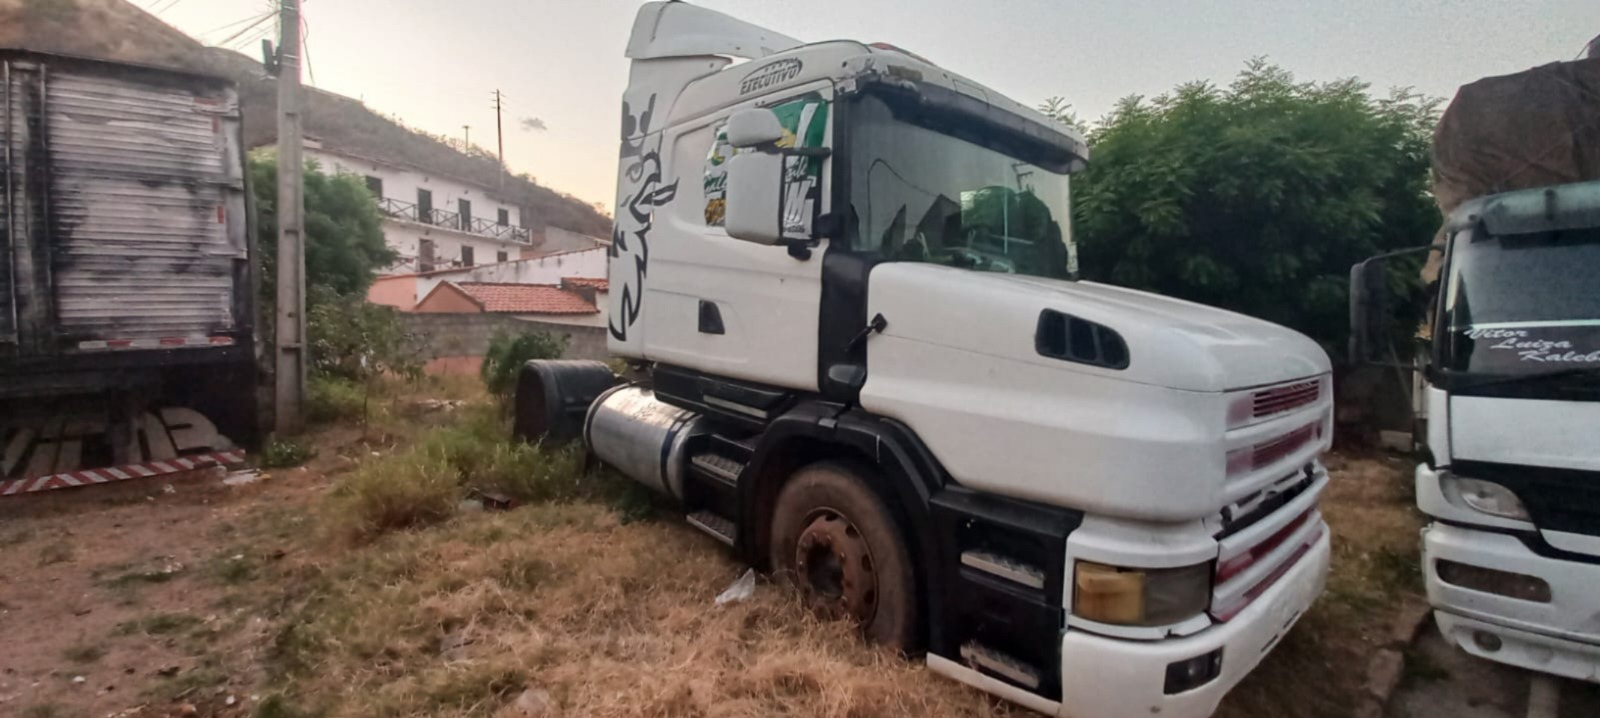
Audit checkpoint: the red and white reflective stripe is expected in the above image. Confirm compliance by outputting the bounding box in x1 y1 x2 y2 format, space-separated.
0 450 246 497
77 336 236 351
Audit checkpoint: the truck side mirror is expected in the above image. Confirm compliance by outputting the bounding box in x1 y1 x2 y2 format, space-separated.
725 151 785 245
1348 257 1389 364
727 108 784 148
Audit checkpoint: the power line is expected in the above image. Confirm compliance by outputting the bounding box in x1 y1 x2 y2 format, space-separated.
218 12 276 47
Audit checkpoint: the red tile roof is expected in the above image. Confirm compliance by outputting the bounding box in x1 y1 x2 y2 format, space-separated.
562 276 609 291
453 282 599 314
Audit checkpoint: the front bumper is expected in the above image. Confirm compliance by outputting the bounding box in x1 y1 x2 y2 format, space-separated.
1424 522 1600 682
1056 530 1330 718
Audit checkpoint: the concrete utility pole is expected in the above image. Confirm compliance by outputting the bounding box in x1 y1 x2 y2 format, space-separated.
273 0 306 435
463 124 471 148
493 89 505 189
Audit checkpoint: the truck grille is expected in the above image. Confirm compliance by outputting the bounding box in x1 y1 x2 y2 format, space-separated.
1252 380 1320 419
1211 466 1329 622
1251 423 1320 472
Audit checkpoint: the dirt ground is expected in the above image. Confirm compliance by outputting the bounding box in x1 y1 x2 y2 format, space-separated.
0 393 1437 718
1390 622 1600 718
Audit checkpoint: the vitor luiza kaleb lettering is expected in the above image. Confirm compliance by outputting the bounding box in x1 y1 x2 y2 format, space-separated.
1468 327 1600 363
739 59 803 95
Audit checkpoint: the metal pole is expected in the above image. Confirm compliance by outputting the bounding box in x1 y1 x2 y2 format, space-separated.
273 0 305 435
494 89 504 189
463 124 470 148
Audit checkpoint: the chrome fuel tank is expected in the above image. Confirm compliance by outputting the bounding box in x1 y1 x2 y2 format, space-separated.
583 385 705 500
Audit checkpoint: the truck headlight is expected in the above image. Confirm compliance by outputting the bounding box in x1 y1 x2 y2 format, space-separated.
1073 561 1211 626
1447 478 1530 521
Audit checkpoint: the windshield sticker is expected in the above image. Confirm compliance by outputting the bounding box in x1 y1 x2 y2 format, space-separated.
704 98 828 229
1465 326 1600 365
739 59 803 96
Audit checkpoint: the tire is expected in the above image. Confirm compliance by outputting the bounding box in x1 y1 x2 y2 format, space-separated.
768 461 919 650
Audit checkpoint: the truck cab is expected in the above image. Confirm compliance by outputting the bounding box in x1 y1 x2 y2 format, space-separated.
1355 181 1600 681
544 4 1336 717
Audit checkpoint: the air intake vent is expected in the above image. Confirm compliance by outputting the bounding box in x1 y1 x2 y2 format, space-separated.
1252 380 1319 419
1035 310 1129 370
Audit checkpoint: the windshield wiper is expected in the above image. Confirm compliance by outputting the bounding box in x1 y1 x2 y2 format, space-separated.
1444 366 1600 391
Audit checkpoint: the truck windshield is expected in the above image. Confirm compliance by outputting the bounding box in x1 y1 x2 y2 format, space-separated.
1441 227 1600 381
845 92 1076 280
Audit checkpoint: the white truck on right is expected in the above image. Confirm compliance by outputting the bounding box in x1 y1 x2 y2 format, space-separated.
1350 54 1600 682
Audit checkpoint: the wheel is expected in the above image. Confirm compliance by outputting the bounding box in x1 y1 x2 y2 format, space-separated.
768 461 918 650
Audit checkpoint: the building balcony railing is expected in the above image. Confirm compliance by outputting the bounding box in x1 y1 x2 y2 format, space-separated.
376 197 532 245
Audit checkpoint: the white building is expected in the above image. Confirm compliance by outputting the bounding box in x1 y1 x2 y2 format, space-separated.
303 139 534 274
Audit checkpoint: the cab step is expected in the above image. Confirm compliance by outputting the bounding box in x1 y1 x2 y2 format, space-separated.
960 642 1042 690
686 510 737 546
689 452 743 488
960 550 1046 590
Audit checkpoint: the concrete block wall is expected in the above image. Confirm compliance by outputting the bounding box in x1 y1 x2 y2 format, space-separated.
399 313 610 375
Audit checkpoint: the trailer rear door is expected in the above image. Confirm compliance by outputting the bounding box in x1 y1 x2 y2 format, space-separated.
44 66 247 348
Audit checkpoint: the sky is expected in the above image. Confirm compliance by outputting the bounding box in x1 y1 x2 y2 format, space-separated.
147 0 1597 209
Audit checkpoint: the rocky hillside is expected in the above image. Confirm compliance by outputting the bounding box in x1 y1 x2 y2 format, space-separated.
0 0 612 238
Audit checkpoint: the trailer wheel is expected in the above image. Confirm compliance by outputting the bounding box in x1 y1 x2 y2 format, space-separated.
768 461 918 650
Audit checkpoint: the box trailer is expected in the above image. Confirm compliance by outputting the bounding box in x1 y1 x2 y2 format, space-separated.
0 50 257 494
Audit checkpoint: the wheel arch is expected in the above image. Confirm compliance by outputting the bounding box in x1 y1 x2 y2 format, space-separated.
738 401 951 650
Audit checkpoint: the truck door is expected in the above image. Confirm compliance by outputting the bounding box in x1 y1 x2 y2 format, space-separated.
628 84 833 391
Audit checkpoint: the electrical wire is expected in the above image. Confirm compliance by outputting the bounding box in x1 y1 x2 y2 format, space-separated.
204 9 275 39
217 12 277 48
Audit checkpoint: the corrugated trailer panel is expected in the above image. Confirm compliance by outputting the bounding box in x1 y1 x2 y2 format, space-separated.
0 63 15 344
45 67 246 345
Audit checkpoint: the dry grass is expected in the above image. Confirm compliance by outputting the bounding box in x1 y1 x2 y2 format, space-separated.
262 503 1019 718
172 381 1426 718
242 439 1422 718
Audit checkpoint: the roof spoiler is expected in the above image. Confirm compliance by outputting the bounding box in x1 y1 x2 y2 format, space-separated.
626 1 803 61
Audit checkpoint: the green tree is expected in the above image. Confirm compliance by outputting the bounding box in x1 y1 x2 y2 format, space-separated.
1037 96 1085 133
1067 60 1439 353
250 154 396 299
480 331 569 401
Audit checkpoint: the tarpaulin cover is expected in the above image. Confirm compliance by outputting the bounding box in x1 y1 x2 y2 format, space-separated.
1426 58 1600 280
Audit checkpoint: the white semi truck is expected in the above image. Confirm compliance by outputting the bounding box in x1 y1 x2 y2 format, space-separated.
518 4 1334 716
1349 55 1600 686
1352 183 1600 682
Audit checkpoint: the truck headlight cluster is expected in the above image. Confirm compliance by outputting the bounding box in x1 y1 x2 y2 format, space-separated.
1073 561 1211 627
1445 477 1530 521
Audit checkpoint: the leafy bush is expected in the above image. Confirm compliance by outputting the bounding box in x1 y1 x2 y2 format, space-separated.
480 331 568 399
308 286 425 381
307 375 367 424
1069 60 1439 354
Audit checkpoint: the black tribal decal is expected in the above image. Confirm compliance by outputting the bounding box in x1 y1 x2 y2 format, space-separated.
610 94 678 343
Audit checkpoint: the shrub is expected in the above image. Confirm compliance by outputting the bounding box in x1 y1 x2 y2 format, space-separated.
307 375 367 424
329 451 460 541
417 406 593 503
262 439 315 468
480 330 567 399
307 286 425 382
324 406 635 541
